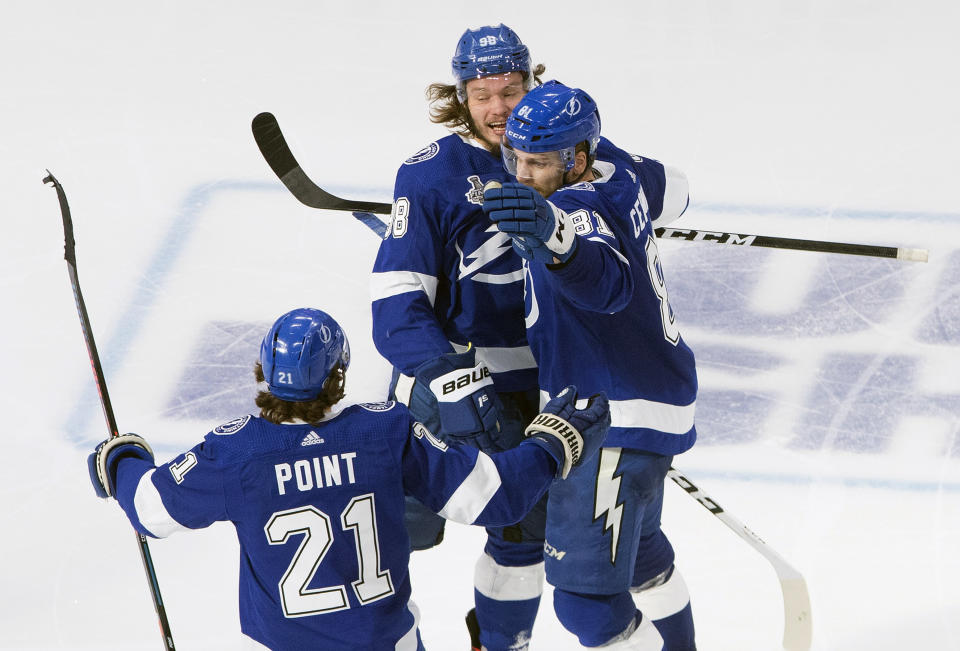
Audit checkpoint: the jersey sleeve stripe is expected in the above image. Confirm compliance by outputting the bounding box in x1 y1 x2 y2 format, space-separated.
437 452 503 524
540 390 696 435
654 165 690 228
586 236 630 265
370 270 439 305
133 469 191 538
395 600 422 651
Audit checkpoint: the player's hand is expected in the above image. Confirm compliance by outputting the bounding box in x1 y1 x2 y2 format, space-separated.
412 348 513 452
524 386 610 479
483 182 577 264
88 433 155 498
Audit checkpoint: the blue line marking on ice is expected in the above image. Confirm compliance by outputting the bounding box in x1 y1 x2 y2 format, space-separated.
692 201 959 222
291 186 960 223
682 469 960 494
65 180 279 446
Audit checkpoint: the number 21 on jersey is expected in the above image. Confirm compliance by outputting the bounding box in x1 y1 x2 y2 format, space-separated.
265 493 394 617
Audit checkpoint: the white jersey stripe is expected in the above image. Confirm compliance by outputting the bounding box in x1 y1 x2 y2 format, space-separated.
540 390 696 435
437 452 502 524
395 600 421 650
133 469 190 538
654 165 690 228
370 270 439 306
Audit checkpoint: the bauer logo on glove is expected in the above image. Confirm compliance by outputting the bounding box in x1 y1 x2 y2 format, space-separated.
412 347 514 451
431 364 493 401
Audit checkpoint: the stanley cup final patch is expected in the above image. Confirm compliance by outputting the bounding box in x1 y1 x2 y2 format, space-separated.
465 175 485 205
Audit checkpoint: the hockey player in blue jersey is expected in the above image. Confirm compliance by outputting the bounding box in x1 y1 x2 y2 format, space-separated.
370 24 552 650
88 307 611 650
482 81 698 650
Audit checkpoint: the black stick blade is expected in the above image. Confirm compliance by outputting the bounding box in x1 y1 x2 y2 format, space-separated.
43 170 78 264
251 112 392 215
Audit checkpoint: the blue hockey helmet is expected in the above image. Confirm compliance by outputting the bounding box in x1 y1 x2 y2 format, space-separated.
452 24 531 99
503 80 601 172
259 308 350 402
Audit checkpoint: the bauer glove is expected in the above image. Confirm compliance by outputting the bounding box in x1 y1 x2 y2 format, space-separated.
524 386 610 479
88 433 154 498
412 348 513 452
483 181 577 264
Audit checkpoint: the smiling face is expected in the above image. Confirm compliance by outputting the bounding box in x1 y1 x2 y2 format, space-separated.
464 72 526 152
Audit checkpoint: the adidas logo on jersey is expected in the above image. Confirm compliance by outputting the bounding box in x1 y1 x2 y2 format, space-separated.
301 431 324 447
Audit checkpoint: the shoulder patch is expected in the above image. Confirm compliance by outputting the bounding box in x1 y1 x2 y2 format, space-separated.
404 142 440 165
213 414 251 435
359 401 397 412
558 182 595 192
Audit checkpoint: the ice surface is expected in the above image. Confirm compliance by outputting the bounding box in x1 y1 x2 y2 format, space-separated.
2 1 957 649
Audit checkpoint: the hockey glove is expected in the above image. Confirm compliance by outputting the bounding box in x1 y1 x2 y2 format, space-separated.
88 433 154 498
483 181 577 264
412 348 512 452
524 387 610 479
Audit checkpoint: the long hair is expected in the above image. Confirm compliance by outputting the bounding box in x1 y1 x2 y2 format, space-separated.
253 361 347 425
426 64 547 137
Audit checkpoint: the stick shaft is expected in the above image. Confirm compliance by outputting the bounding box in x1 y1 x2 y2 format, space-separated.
252 112 927 263
655 226 927 262
45 172 176 650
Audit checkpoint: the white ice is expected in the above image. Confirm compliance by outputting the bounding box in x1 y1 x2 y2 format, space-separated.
2 1 958 649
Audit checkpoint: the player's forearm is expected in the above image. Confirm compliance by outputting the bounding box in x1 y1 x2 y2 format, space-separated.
547 237 634 313
470 443 556 526
114 457 163 538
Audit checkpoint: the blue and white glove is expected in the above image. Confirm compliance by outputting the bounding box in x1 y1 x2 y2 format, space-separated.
524 387 610 479
482 181 577 264
412 348 514 452
88 433 154 498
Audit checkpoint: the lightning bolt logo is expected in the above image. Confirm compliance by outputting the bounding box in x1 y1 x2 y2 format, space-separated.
457 224 521 283
594 448 625 564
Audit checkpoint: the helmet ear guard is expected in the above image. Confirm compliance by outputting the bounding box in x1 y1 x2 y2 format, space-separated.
451 23 532 101
259 308 350 402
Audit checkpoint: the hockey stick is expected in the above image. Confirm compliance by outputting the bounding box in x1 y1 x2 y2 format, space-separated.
251 112 391 214
667 467 812 651
655 227 927 262
251 111 927 262
45 172 177 651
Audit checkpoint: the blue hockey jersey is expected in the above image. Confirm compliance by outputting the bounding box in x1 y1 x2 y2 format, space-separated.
371 134 537 393
111 402 557 650
523 138 697 455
